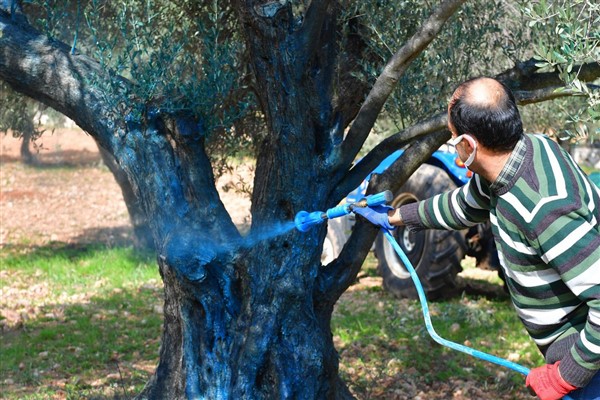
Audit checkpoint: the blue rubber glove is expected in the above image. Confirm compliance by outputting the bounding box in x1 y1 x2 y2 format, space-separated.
353 205 396 230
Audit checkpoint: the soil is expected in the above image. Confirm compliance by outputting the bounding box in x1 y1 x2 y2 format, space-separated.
1 128 252 247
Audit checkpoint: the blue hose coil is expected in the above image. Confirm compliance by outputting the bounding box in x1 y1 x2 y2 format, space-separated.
381 229 574 400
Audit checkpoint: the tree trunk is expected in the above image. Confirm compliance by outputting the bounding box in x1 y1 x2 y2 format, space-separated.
18 115 35 164
138 242 351 399
119 88 354 399
97 145 154 251
1 14 354 396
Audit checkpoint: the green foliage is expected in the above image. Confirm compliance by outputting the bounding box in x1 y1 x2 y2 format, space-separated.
20 0 258 173
36 0 71 40
15 0 599 150
520 96 596 142
341 0 524 135
0 82 48 150
523 0 600 140
95 0 256 170
79 0 248 130
22 0 253 135
10 0 599 165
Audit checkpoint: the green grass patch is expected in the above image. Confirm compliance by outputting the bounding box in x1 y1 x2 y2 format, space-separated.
0 244 162 399
0 244 157 295
332 258 541 399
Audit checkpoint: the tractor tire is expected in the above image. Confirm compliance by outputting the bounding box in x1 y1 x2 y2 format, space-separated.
374 164 467 300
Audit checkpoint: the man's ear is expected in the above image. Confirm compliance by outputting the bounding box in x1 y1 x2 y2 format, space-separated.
462 134 478 152
464 140 475 152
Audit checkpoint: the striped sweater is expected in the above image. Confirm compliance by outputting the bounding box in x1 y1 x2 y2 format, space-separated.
400 134 600 387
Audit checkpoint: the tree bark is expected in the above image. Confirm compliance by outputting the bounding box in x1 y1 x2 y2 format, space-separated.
97 145 155 250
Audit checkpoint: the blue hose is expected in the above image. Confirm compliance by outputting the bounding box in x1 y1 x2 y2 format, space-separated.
381 229 575 400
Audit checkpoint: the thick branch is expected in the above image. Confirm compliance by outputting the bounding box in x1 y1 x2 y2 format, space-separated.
368 130 450 196
328 0 466 171
0 10 122 155
515 86 598 105
233 0 293 36
331 112 447 201
299 0 335 64
333 12 383 137
498 58 600 91
498 58 600 104
317 131 449 304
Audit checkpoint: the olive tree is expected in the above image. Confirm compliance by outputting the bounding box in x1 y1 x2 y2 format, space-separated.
1 0 599 398
523 0 600 140
0 81 46 163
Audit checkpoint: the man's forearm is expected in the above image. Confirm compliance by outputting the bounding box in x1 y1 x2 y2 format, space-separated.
388 207 404 226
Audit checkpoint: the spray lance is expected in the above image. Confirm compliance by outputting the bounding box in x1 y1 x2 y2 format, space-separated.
294 190 393 232
294 192 575 400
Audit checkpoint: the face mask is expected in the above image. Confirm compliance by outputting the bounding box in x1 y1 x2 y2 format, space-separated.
449 134 477 168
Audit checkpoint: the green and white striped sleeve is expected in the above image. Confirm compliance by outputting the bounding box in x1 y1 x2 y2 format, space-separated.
401 174 492 231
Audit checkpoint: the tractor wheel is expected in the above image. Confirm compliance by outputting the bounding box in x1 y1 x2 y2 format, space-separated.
374 164 467 300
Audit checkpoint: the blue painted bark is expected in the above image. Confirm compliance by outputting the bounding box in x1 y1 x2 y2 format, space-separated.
0 9 362 396
102 109 357 398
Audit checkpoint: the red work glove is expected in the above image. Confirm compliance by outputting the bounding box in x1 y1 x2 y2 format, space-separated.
526 361 577 400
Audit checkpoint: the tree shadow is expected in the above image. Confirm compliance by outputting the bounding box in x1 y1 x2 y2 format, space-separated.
70 226 138 248
456 275 510 300
1 226 145 257
0 239 154 267
0 149 103 169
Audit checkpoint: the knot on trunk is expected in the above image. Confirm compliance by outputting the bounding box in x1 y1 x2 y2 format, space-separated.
161 227 226 283
254 0 288 18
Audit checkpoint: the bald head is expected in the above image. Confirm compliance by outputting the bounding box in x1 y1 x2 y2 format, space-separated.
463 77 507 107
448 77 523 152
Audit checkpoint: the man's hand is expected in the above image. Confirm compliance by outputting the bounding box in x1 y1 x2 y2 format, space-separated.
352 205 396 230
526 361 577 400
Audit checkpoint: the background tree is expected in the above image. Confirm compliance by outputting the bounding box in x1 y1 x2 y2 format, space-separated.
0 82 47 163
1 0 599 398
523 0 600 141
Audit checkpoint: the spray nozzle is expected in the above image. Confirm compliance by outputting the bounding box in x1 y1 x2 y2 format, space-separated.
294 211 327 232
294 190 393 232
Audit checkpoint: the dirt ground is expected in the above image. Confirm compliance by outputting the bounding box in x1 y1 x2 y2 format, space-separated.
1 128 252 247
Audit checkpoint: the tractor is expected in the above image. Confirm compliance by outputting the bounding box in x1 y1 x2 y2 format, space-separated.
323 145 501 299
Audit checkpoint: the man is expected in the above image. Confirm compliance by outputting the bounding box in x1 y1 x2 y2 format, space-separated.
354 77 600 400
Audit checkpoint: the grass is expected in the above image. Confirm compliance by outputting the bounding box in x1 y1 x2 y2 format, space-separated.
1 246 538 399
1 244 157 293
1 244 162 399
332 255 541 399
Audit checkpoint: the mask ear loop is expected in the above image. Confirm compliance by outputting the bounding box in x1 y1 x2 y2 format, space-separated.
462 134 477 168
448 135 464 146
